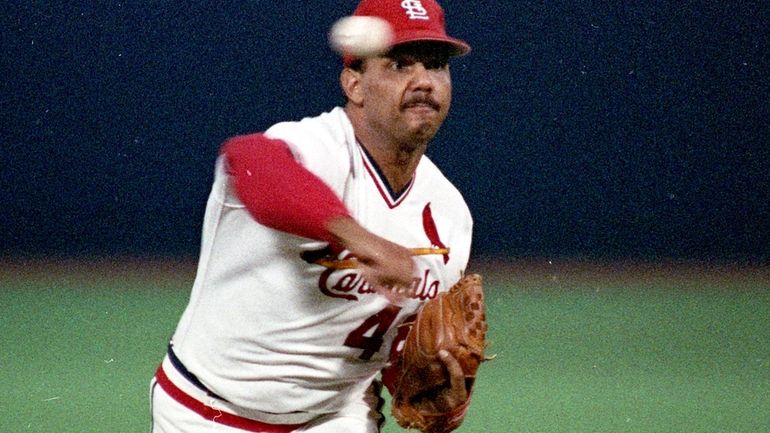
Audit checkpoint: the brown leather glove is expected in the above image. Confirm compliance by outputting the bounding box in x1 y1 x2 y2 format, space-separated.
390 274 488 433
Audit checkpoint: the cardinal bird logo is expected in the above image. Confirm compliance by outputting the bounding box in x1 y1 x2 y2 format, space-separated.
422 202 449 264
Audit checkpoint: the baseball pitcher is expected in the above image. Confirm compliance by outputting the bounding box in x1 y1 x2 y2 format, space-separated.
150 1 487 432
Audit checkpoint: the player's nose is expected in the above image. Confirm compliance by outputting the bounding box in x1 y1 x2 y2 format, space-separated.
409 63 435 90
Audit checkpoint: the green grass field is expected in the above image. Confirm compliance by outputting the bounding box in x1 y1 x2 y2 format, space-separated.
1 259 768 433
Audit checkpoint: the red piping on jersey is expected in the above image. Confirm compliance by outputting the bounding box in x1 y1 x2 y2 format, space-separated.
360 153 415 209
154 365 306 433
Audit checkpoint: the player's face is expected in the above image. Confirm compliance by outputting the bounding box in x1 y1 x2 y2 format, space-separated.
358 43 452 147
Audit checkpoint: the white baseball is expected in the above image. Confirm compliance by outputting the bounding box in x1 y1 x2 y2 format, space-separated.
329 16 394 57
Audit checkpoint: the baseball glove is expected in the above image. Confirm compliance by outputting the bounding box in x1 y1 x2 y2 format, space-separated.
389 274 488 433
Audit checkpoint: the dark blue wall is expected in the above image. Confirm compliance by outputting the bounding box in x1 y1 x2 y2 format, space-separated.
2 1 768 261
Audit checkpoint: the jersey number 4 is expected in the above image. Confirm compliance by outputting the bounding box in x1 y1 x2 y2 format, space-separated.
344 305 402 360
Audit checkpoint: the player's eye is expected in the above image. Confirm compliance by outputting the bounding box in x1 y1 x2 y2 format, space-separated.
389 57 415 71
385 52 448 73
423 58 449 70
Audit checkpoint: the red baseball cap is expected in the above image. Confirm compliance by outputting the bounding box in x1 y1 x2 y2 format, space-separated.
347 0 470 63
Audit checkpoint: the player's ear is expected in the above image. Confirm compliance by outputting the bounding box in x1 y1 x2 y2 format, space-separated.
340 67 364 105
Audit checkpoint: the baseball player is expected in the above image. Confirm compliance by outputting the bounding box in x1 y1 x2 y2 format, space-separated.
150 1 474 432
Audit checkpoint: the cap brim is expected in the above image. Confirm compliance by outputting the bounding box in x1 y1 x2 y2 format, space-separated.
391 31 471 57
342 32 470 66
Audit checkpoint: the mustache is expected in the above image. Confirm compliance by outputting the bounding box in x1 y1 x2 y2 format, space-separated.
402 94 440 111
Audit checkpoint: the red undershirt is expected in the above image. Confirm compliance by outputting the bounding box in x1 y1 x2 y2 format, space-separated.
220 133 351 245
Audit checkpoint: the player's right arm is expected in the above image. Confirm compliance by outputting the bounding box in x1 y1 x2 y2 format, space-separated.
326 216 415 292
221 133 415 289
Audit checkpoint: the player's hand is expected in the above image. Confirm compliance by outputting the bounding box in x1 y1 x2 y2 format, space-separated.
428 350 469 413
327 216 416 295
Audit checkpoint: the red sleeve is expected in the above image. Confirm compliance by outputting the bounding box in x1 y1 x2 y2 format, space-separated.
220 133 351 244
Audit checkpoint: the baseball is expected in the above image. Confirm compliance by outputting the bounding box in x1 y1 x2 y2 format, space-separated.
329 16 394 58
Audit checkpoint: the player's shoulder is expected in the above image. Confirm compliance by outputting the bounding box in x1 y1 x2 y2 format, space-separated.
415 156 471 213
416 156 461 195
261 107 355 187
264 107 351 150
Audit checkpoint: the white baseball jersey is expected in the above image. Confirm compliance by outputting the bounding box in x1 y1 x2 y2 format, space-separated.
170 106 473 418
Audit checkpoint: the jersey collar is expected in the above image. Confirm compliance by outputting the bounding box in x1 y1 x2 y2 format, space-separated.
358 143 416 209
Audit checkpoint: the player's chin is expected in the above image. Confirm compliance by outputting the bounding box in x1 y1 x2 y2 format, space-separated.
403 111 444 135
405 123 440 143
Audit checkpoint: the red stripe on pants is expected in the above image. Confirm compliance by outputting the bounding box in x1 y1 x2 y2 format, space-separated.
154 365 306 433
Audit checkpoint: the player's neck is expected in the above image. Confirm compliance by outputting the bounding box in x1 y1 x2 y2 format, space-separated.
345 111 424 192
359 139 422 193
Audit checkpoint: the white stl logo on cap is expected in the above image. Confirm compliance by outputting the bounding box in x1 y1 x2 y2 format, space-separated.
401 0 429 20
